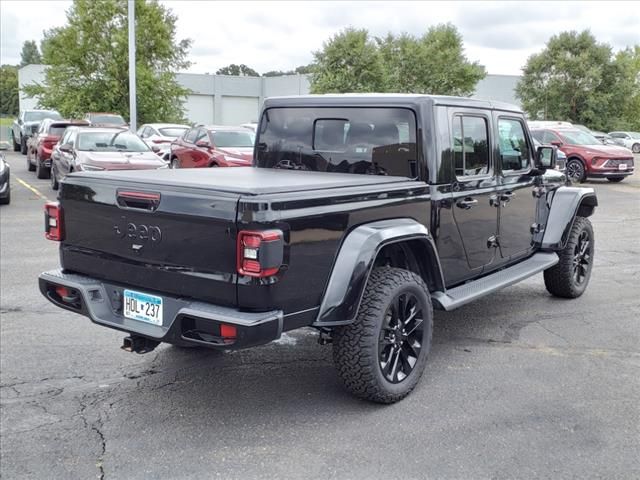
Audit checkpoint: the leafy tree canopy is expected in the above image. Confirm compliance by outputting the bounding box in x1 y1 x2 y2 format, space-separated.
310 28 387 93
516 30 639 131
0 65 19 115
216 64 259 76
310 24 485 95
263 64 315 77
24 0 192 126
20 40 42 66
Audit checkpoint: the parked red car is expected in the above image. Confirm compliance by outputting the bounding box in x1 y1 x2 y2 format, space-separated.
27 119 89 179
169 125 255 169
531 127 634 183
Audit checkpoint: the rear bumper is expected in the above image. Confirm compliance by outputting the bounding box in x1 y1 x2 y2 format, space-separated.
39 269 283 349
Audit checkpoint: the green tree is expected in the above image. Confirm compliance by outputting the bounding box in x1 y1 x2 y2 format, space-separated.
310 25 484 95
262 64 315 77
24 0 191 126
612 46 640 130
378 25 485 95
310 28 386 93
216 64 260 76
20 40 42 66
516 30 634 131
0 65 19 115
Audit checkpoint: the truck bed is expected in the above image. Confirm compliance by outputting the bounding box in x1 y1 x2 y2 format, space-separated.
75 167 412 195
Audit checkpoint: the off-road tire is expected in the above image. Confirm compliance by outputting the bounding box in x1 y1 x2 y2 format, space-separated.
544 216 594 298
606 177 624 183
332 267 433 404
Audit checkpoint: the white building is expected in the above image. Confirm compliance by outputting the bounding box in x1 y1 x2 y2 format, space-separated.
19 65 520 126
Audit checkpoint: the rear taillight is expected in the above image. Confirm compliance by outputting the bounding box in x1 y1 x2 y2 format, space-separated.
44 202 64 241
236 230 284 277
44 135 59 146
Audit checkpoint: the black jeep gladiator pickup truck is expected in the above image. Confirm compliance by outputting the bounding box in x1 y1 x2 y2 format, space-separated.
40 95 597 403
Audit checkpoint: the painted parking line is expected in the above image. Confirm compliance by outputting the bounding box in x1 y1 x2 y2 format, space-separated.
14 176 51 202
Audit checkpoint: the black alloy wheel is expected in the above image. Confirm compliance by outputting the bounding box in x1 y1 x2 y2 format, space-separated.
566 159 585 183
379 292 425 384
572 230 591 287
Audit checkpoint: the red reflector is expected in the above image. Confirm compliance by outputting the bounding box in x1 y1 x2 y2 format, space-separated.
55 286 70 298
220 324 237 339
45 202 64 241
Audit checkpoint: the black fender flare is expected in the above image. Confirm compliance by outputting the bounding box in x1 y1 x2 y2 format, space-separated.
313 218 444 327
541 186 597 250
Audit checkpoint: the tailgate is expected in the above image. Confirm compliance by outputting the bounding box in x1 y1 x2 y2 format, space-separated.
59 177 239 307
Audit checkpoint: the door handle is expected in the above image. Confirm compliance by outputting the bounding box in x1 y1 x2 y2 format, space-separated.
456 197 478 209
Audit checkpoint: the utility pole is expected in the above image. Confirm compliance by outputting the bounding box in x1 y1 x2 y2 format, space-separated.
128 0 137 132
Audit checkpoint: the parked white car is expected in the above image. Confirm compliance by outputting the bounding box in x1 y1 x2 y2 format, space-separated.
608 132 640 153
137 123 190 160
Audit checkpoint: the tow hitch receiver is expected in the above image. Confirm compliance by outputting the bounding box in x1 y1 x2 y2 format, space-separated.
121 335 160 354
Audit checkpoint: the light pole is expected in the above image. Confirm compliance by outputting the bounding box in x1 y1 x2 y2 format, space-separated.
128 0 137 132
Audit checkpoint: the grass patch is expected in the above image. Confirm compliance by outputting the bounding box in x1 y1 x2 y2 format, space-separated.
0 117 14 128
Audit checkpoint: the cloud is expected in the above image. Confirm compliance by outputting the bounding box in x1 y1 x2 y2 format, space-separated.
1 0 637 76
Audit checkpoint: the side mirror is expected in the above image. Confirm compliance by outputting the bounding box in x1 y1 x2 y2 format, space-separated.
59 143 73 153
535 146 557 170
550 140 563 147
195 140 210 148
151 145 160 153
18 118 23 125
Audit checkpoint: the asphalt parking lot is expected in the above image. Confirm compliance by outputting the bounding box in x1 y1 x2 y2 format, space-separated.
1 150 639 479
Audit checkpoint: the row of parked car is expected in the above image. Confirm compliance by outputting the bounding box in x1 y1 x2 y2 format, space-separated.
527 121 637 183
12 109 257 192
10 110 639 194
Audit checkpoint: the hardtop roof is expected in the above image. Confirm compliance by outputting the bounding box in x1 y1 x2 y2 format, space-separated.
263 93 522 113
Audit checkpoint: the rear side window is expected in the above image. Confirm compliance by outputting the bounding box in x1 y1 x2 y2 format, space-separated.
256 107 418 177
498 118 531 171
184 128 198 143
452 116 489 177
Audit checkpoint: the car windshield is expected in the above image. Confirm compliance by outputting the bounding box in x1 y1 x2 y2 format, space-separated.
25 111 61 122
159 127 188 137
77 131 150 152
91 115 126 125
559 130 601 146
212 131 255 148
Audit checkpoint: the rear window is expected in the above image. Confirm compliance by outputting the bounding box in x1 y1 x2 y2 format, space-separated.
25 111 61 122
159 127 188 137
255 107 418 177
90 115 125 125
49 126 68 136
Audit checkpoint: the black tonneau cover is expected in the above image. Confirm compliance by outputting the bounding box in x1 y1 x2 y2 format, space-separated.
73 167 413 196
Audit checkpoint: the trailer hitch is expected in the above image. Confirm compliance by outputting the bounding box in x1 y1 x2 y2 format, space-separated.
121 335 160 354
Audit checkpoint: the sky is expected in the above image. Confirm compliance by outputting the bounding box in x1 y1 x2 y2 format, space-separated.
1 1 638 76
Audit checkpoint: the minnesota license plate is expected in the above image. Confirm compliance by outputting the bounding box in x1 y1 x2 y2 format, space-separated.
124 289 163 325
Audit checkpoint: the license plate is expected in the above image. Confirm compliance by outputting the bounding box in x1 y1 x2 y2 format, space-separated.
123 289 163 325
618 164 628 170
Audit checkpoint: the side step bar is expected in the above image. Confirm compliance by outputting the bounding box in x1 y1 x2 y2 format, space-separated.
431 252 559 311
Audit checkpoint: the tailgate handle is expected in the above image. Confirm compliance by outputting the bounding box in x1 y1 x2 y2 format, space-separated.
117 190 161 211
